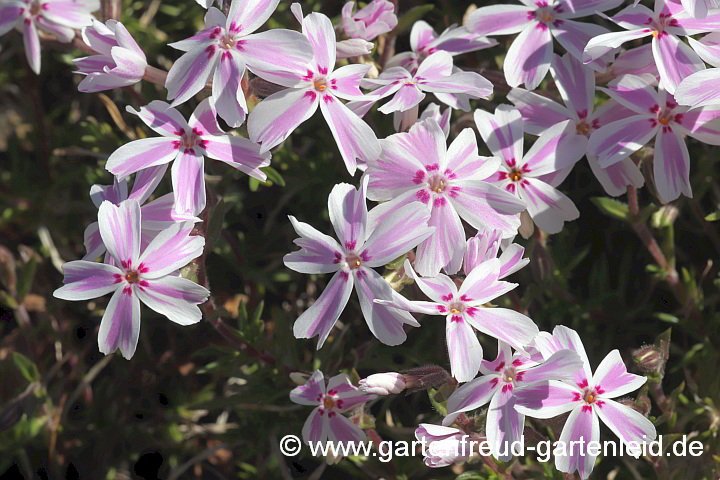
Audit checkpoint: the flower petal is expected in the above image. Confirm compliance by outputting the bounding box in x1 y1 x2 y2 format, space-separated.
474 105 524 166
486 386 524 461
24 19 41 75
98 287 141 360
551 20 611 71
328 179 367 251
301 407 328 444
589 115 657 168
443 374 500 424
588 154 645 197
241 30 315 87
106 137 181 179
467 5 533 36
212 50 247 128
293 270 354 349
550 53 594 120
458 258 518 305
414 198 465 276
137 222 204 279
513 380 582 418
446 129 501 180
227 0 280 36
98 199 142 266
504 23 553 90
675 68 720 108
53 261 122 301
519 349 585 384
328 412 367 444
166 45 220 107
247 87 319 152
290 370 325 406
361 203 434 268
446 316 483 383
520 120 586 175
465 307 539 353
136 276 209 325
402 258 458 303
329 64 371 100
519 178 579 234
555 406 599 479
532 325 592 386
171 150 206 217
652 32 705 94
583 29 652 64
506 88 573 135
653 125 692 203
595 398 656 451
0 5 24 37
592 349 648 398
284 215 343 274
127 101 189 138
189 97 225 136
202 134 270 181
303 12 336 76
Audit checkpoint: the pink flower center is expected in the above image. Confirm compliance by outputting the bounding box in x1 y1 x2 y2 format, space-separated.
346 253 362 269
448 302 465 315
645 13 679 37
29 1 42 15
576 121 590 136
323 396 335 409
124 271 140 284
314 78 327 91
428 173 447 194
508 169 524 182
219 34 236 50
173 128 209 152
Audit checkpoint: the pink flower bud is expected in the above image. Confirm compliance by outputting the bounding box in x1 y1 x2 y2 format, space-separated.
336 39 374 59
359 372 405 395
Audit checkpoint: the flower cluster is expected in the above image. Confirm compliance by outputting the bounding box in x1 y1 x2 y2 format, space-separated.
22 0 713 477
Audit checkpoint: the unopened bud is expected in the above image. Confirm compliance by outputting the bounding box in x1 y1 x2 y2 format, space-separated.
402 365 452 393
359 372 405 395
289 371 310 386
336 39 374 59
632 345 665 373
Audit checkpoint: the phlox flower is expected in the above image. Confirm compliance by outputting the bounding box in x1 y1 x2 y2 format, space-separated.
508 53 645 196
442 341 583 461
290 370 376 448
247 10 380 175
341 0 397 41
106 98 270 217
415 424 471 467
0 0 99 74
74 19 147 93
635 0 720 19
53 199 209 359
466 0 623 90
284 177 435 348
84 165 198 262
376 258 539 382
355 51 493 116
165 0 313 127
584 0 720 94
587 74 720 202
513 326 657 480
474 105 587 234
365 118 525 276
463 227 529 278
676 32 720 107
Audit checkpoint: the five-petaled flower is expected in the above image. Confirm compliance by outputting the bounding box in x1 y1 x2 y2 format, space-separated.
376 258 539 382
284 176 435 348
341 0 397 41
365 118 525 276
513 326 657 480
248 10 380 176
588 74 720 203
290 370 376 449
467 0 623 90
74 19 148 93
106 98 270 217
441 340 583 461
475 105 587 234
165 0 313 127
508 53 646 196
0 0 99 74
53 199 210 359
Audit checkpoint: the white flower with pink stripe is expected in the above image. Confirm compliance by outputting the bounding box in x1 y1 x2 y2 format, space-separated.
284 177 435 348
248 9 380 175
513 326 656 480
290 371 375 450
165 0 313 127
54 199 209 360
375 258 539 383
466 0 623 90
474 105 587 234
676 31 720 107
442 340 583 461
508 53 646 196
584 0 720 94
587 73 720 203
365 118 525 276
106 98 270 218
0 0 99 74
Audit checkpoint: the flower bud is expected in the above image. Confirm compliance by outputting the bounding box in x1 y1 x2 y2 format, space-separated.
336 39 374 59
632 345 666 373
289 371 310 386
359 372 406 395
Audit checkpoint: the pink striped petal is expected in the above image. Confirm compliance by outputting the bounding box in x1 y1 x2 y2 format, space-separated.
653 125 691 202
446 131 501 181
301 407 327 444
293 270 354 349
329 64 371 100
320 93 381 174
377 83 425 114
127 101 189 138
203 134 270 181
443 374 499 424
533 325 592 384
98 287 141 359
168 25 219 52
415 50 453 81
504 23 553 90
458 259 517 305
53 260 122 301
135 276 209 325
611 44 659 78
652 33 705 94
595 398 656 451
141 193 194 230
474 105 525 167
212 51 247 128
410 20 436 52
498 243 529 278
227 0 279 36
479 340 512 375
583 29 653 64
671 9 720 33
354 267 419 346
247 87 319 152
550 53 594 120
290 370 325 406
467 5 533 36
415 199 465 276
189 97 224 136
418 71 493 98
465 307 539 353
520 120 586 175
166 46 219 107
328 179 367 251
303 12 336 76
688 32 720 67
328 412 366 444
429 26 498 55
513 380 581 418
560 0 625 17
0 4 24 37
171 150 206 217
589 115 657 168
519 177 579 234
590 98 638 127
592 349 648 398
402 259 458 303
446 316 483 383
517 349 584 384
36 15 74 42
676 68 720 108
284 215 343 274
361 203 433 268
551 20 611 71
507 88 573 135
82 221 105 260
77 72 137 92
129 164 167 204
241 30 314 86
450 180 525 238
588 154 645 197
486 386 524 461
98 199 141 266
612 4 656 28
24 19 41 74
681 104 720 144
557 406 600 479
137 222 205 278
41 1 94 28
90 178 128 207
